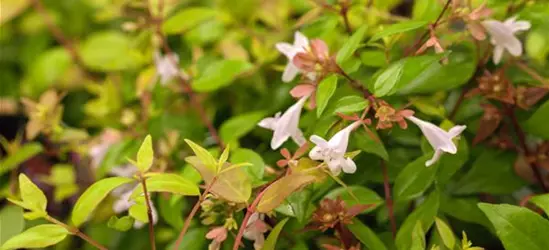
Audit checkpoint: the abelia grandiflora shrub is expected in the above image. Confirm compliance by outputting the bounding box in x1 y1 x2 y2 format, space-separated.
2 1 549 250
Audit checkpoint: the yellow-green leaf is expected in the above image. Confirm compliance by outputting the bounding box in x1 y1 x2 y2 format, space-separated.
530 193 549 216
0 0 31 25
136 135 154 173
0 224 69 250
262 218 289 250
256 173 316 213
162 7 219 34
316 75 338 117
107 215 134 232
435 217 456 249
131 173 200 198
18 174 47 212
0 143 43 175
184 139 217 172
71 177 134 227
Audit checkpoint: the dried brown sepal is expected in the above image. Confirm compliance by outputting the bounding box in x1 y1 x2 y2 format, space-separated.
473 104 503 145
310 197 372 232
514 155 549 187
374 101 414 130
467 70 515 104
515 86 549 110
533 142 549 171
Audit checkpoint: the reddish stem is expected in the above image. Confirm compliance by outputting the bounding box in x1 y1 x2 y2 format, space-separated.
406 0 453 56
173 177 217 250
504 104 548 192
140 175 156 250
232 189 267 250
381 160 397 239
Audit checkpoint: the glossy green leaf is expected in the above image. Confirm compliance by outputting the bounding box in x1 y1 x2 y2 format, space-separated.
525 100 549 139
0 206 24 246
454 149 525 195
352 129 389 160
435 137 469 184
256 173 316 213
348 218 388 250
316 75 338 117
131 173 200 198
136 135 154 173
331 96 369 114
184 139 217 172
393 155 438 201
478 203 549 250
412 0 443 21
263 218 290 250
230 148 265 183
369 20 427 42
435 217 456 249
79 31 143 71
162 8 219 34
0 143 43 175
396 190 440 250
185 156 252 203
360 50 387 67
440 196 492 229
336 25 368 64
323 186 384 213
17 174 47 213
373 60 404 97
411 222 426 250
219 111 265 143
107 215 134 232
72 177 134 227
0 224 69 250
530 193 549 215
192 60 253 92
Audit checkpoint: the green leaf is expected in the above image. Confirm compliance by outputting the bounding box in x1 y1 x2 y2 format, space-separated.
0 0 31 25
192 60 253 92
347 218 388 250
440 196 492 229
436 137 469 184
168 228 208 250
158 197 184 229
332 96 369 114
530 194 549 215
281 187 313 223
256 173 316 213
526 27 549 65
525 100 549 139
219 111 265 143
0 206 24 246
369 20 428 42
230 148 265 183
79 31 143 72
396 190 440 250
71 177 134 227
478 203 549 250
262 218 290 250
186 156 252 203
0 143 43 175
17 174 47 213
21 48 72 97
336 25 368 64
0 224 69 250
435 217 456 249
393 155 438 201
107 215 134 232
129 202 149 223
412 0 443 21
131 173 200 198
352 129 389 160
453 149 525 195
184 139 217 173
136 135 154 173
360 50 387 67
316 75 338 117
162 8 219 34
324 186 384 213
373 60 404 97
411 222 426 250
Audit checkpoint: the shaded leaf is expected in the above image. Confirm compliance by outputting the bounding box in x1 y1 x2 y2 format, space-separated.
396 190 440 250
316 75 338 117
324 186 384 214
435 217 456 249
393 155 438 201
79 31 143 71
256 173 316 213
192 60 253 92
369 21 428 42
219 111 265 143
525 100 549 139
263 218 290 250
336 25 368 64
0 143 43 175
347 218 388 250
0 206 24 246
107 215 134 232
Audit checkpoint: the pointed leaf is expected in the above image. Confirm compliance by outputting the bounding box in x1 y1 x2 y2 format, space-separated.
478 203 549 250
136 135 154 173
18 174 47 212
71 177 134 227
219 111 265 143
192 60 253 92
256 173 316 213
396 190 440 250
0 143 43 175
131 173 200 198
336 25 368 64
316 75 338 117
324 186 384 214
369 20 428 42
529 193 549 215
0 224 69 250
435 217 456 249
347 218 388 250
262 218 290 250
411 222 426 250
184 140 217 172
393 155 438 201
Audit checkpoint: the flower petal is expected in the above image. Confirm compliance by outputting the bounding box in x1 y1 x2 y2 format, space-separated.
294 31 309 50
448 125 467 138
310 135 329 148
282 63 300 82
258 117 277 130
493 45 505 64
342 158 357 174
275 43 296 59
309 146 324 160
291 129 307 146
425 149 444 167
504 35 522 56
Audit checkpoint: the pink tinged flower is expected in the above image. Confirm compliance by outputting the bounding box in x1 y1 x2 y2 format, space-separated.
258 95 309 149
89 129 121 169
309 121 361 175
405 116 467 167
154 51 180 85
275 31 315 82
243 213 269 250
206 227 228 250
481 17 531 64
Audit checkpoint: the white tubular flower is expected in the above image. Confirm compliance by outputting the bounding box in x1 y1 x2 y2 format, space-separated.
258 95 308 149
406 116 467 167
309 121 361 175
275 31 315 82
154 51 180 85
243 213 268 250
482 17 531 64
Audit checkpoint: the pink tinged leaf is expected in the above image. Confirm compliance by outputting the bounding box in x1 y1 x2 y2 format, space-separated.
280 148 292 159
276 159 288 168
468 22 487 41
294 142 310 158
206 227 228 242
293 52 316 72
290 84 316 98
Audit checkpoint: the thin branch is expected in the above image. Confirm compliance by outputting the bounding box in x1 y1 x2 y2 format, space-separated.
45 216 108 250
173 177 217 250
503 104 548 192
232 189 267 250
140 175 156 250
381 160 397 239
340 2 353 35
406 0 453 56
